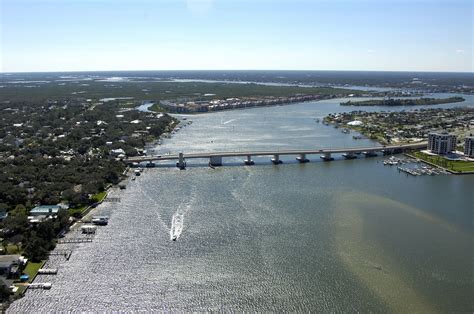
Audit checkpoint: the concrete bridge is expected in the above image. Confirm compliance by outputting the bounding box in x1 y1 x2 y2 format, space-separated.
126 142 427 169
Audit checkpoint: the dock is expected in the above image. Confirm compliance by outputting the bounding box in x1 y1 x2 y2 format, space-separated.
49 250 72 260
38 268 58 275
57 238 93 244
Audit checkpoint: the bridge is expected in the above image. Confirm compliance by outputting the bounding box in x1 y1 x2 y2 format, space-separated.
126 142 427 169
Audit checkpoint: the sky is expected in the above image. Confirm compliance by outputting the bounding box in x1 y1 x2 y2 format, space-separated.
0 0 472 72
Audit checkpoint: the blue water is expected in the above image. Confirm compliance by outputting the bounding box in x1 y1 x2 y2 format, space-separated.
9 95 473 312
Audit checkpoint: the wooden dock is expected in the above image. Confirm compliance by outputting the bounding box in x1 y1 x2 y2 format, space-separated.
57 238 93 244
49 250 72 260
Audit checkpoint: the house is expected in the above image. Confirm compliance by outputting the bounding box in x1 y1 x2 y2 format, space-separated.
29 205 61 216
0 255 27 278
110 148 125 156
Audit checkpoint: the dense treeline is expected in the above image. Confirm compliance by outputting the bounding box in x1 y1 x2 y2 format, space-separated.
0 99 176 259
2 205 70 261
0 100 174 211
340 96 465 106
0 80 359 103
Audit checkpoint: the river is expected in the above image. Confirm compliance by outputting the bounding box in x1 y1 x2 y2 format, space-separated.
9 95 473 312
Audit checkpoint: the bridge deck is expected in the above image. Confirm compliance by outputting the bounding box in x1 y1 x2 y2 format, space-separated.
126 142 427 163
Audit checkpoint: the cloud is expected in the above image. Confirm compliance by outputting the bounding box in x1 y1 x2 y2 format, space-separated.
456 49 465 54
367 49 375 54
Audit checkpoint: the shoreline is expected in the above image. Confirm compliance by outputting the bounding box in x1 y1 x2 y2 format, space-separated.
404 153 474 175
152 95 337 114
11 119 181 305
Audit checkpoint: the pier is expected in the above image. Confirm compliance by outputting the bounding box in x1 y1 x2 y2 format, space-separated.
57 238 93 244
127 142 427 169
49 250 73 260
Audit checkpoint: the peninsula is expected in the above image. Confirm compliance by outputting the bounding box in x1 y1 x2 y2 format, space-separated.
340 96 465 106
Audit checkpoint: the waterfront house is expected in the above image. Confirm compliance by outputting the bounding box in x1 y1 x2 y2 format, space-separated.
29 205 61 216
0 255 27 278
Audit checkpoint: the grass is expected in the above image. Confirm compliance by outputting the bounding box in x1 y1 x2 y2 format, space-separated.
14 260 46 296
413 152 474 173
91 191 107 203
149 103 167 112
68 205 87 217
68 191 107 218
22 261 45 281
5 244 22 254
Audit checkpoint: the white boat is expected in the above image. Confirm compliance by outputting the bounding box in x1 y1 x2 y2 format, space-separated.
92 216 109 226
81 225 97 234
170 213 184 241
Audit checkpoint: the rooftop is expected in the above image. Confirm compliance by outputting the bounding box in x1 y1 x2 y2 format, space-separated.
30 205 61 215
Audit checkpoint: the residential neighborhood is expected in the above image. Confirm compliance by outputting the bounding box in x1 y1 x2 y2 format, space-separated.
324 107 474 147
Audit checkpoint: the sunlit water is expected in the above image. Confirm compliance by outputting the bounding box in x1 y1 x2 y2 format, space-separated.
9 96 473 312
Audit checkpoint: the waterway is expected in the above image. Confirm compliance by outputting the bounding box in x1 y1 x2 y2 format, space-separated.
9 96 473 312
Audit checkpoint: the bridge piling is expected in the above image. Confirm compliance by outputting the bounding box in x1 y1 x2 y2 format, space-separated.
363 151 378 157
296 153 309 163
320 152 334 161
244 155 254 166
176 152 186 170
342 152 357 159
271 154 282 164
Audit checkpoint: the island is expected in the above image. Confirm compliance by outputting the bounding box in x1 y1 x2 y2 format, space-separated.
340 96 465 106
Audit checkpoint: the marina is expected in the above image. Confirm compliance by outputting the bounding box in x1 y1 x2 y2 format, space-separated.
383 156 449 176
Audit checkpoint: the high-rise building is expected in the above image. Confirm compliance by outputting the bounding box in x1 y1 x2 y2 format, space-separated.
464 136 474 158
427 132 456 154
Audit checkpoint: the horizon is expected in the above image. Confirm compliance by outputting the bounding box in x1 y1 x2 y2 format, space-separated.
2 69 474 75
1 0 472 73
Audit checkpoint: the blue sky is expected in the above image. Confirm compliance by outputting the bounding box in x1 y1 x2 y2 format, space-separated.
1 0 472 72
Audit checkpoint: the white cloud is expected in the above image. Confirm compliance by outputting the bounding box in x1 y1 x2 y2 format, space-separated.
367 49 375 54
456 49 465 54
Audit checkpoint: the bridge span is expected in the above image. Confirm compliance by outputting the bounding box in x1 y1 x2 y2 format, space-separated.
126 142 427 169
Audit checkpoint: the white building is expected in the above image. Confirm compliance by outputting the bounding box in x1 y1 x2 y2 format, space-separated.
464 136 474 158
428 132 456 154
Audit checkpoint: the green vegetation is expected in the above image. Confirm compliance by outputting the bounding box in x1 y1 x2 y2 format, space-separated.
68 206 87 218
149 103 167 112
0 81 361 103
0 99 176 266
22 261 45 281
340 97 465 106
413 152 474 173
0 100 175 211
91 191 107 203
13 260 45 296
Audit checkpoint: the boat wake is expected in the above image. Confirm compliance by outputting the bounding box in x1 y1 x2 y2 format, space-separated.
170 213 184 241
222 118 237 125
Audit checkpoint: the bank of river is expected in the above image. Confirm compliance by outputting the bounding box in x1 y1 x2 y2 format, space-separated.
9 96 473 312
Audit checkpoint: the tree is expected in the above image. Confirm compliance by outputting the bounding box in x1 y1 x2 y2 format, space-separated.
23 231 52 262
2 205 28 236
0 283 11 302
